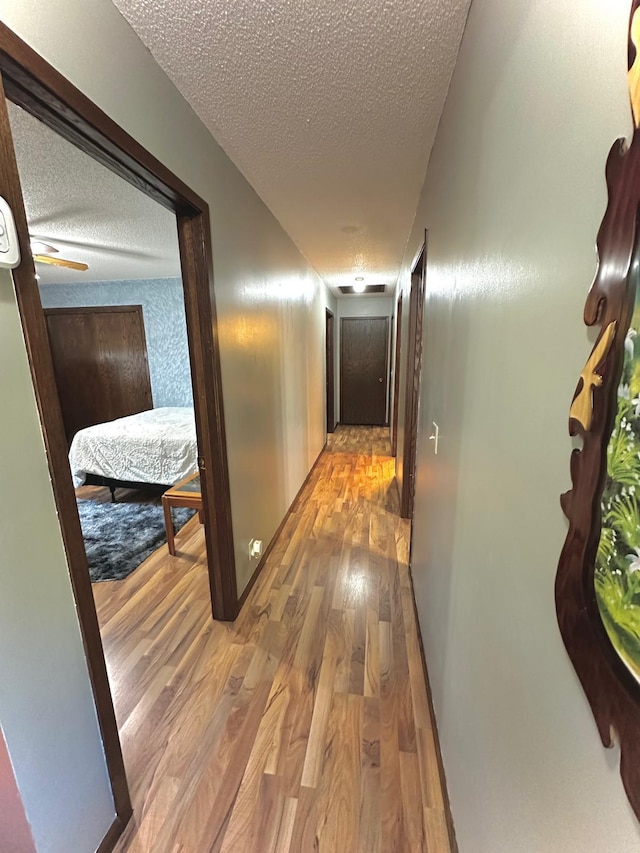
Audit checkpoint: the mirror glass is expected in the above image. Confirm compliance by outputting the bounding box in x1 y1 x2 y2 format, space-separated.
596 267 640 682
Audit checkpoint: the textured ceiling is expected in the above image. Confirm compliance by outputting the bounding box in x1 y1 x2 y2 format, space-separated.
112 0 471 294
8 102 181 285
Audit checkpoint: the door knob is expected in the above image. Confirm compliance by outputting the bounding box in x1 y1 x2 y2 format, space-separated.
378 377 383 382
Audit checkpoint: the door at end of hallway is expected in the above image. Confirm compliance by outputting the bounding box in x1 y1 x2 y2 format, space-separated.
340 316 389 425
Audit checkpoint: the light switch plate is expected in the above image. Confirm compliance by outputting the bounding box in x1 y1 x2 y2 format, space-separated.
0 197 20 269
430 422 439 455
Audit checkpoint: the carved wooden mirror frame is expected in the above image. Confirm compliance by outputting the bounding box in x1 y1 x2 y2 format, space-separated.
557 0 640 818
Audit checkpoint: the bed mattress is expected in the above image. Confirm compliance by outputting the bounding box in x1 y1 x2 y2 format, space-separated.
69 407 198 488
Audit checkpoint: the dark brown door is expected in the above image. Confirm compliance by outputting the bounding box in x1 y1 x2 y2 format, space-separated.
44 305 153 444
391 294 403 457
340 316 389 425
401 237 427 519
326 309 335 433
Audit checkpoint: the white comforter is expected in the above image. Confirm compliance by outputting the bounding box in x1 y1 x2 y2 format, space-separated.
69 407 198 488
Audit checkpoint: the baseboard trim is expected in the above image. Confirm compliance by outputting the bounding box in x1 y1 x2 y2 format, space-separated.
96 815 126 853
407 566 459 853
237 441 328 612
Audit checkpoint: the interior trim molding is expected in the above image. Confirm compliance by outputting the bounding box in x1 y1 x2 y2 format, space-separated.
391 292 403 457
400 232 427 519
407 565 458 852
96 816 125 853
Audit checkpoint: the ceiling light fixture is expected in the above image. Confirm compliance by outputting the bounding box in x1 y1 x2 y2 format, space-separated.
352 282 366 293
355 276 364 281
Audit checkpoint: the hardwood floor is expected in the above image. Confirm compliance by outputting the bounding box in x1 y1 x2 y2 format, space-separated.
94 425 451 852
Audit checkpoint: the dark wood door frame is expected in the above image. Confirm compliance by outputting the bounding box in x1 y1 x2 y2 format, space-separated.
0 22 237 843
400 235 427 520
325 308 335 433
391 293 403 456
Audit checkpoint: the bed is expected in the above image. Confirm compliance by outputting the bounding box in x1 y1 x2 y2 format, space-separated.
69 407 198 492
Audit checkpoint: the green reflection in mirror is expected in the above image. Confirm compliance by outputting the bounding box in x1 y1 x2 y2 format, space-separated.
596 287 640 681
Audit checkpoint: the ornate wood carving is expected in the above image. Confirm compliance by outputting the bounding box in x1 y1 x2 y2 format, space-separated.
557 0 640 819
569 320 617 432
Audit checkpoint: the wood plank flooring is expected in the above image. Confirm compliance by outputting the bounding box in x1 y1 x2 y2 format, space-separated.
93 426 451 852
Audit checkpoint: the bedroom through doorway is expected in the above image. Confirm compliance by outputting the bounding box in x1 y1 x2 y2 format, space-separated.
8 101 204 593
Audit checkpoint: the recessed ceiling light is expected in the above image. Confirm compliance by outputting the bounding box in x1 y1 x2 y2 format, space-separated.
355 276 364 281
353 282 366 293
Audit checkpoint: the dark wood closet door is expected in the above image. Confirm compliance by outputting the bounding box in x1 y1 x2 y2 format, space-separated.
44 305 153 444
340 316 389 425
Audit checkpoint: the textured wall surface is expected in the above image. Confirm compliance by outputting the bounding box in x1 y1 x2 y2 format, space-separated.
0 0 331 847
40 278 193 408
112 0 471 292
396 0 640 849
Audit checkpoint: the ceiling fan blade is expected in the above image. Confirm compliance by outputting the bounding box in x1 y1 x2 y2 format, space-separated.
33 254 89 271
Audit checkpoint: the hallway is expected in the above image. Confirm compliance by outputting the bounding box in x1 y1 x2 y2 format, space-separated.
96 426 450 852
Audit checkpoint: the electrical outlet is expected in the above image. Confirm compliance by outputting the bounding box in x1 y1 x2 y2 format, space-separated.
249 538 263 560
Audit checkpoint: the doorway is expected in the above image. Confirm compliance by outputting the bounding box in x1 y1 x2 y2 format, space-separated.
400 237 427 520
326 308 335 433
0 22 236 835
340 316 389 425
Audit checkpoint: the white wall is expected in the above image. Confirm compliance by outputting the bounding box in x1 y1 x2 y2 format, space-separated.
336 294 394 421
397 0 640 849
0 0 333 847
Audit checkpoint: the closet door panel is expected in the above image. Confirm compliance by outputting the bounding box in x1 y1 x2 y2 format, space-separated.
44 305 152 444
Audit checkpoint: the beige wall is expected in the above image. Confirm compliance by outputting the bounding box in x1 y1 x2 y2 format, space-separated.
398 0 640 849
0 0 331 847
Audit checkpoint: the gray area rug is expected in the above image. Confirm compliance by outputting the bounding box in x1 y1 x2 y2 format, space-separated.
77 500 196 582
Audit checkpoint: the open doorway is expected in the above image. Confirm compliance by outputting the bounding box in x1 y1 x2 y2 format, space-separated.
0 24 236 833
7 99 203 583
